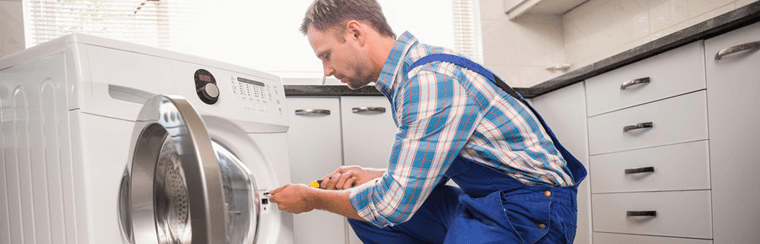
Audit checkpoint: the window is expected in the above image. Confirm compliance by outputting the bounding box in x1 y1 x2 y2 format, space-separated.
25 0 172 48
24 0 481 81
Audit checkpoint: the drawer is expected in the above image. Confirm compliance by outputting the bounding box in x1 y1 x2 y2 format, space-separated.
593 232 713 244
590 140 710 193
587 91 708 155
592 191 712 239
586 41 705 116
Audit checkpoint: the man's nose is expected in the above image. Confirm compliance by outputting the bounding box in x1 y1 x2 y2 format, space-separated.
323 62 334 77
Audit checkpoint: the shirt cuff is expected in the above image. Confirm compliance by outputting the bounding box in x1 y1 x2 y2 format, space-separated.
349 179 390 228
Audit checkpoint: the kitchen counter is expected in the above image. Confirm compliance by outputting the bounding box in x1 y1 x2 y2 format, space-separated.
285 1 760 99
284 84 530 97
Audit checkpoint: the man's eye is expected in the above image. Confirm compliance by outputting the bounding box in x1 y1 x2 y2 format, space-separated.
324 54 330 60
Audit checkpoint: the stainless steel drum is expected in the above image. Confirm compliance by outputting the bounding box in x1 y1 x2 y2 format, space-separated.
118 95 258 244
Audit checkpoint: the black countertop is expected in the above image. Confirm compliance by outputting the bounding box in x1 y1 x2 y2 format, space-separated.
284 84 532 97
285 1 760 99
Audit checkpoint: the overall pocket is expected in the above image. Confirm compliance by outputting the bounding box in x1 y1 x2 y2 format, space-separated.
501 191 552 244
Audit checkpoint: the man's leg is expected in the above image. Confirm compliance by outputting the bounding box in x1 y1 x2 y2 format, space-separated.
348 185 463 244
444 188 578 244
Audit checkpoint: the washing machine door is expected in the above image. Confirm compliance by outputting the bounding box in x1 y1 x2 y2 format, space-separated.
117 95 257 244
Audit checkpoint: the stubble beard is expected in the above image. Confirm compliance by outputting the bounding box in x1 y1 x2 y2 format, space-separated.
344 62 374 90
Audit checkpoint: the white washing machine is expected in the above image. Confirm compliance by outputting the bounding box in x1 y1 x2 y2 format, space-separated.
0 33 294 244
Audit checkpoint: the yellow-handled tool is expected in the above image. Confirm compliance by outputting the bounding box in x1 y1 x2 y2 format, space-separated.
309 179 324 188
309 176 334 188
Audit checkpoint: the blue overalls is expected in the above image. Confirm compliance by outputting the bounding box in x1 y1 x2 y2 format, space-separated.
349 54 587 244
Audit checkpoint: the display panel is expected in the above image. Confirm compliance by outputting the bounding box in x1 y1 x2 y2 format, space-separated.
237 77 265 87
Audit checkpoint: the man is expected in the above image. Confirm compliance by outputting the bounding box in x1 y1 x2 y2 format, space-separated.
269 0 586 243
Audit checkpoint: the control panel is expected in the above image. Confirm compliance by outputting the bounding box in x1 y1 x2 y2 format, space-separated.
229 75 284 116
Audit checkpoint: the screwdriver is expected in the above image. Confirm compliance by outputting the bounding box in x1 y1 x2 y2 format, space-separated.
309 176 333 188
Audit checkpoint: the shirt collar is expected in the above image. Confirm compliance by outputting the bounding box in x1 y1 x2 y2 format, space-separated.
375 31 418 98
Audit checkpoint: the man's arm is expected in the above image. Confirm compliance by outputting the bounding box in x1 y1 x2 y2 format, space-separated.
268 184 364 221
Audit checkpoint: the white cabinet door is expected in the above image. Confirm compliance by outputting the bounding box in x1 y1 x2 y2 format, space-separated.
531 82 591 244
286 97 346 244
705 21 760 244
339 96 397 244
340 96 397 169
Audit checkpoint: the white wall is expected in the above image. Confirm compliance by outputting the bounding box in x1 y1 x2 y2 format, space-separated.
564 0 759 70
479 0 759 88
479 0 567 88
0 0 25 58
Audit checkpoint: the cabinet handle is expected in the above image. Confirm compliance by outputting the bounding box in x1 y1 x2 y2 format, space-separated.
352 107 386 114
620 77 650 90
295 109 331 116
623 122 654 132
715 41 760 60
627 211 657 217
625 166 655 174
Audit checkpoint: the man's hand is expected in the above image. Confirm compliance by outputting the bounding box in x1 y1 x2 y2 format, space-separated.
320 165 386 190
269 184 315 214
269 183 365 221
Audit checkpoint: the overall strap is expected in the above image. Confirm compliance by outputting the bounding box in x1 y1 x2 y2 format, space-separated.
410 54 524 101
409 53 586 184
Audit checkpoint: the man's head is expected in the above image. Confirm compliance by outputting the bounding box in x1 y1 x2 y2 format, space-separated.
301 0 396 89
300 0 395 40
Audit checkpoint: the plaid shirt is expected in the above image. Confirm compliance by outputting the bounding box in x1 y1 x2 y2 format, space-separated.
349 31 574 228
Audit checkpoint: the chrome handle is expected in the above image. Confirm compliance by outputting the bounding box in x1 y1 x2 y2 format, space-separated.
295 109 331 116
352 107 386 113
620 77 651 90
625 166 655 174
627 211 657 217
623 122 654 132
715 41 760 60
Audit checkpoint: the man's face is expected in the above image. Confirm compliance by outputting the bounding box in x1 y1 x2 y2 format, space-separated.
307 26 374 89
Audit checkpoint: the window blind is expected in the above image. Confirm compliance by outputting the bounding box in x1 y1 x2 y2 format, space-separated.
24 0 483 80
24 0 188 48
452 0 482 63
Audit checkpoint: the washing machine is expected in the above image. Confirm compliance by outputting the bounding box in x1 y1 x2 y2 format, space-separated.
0 33 294 244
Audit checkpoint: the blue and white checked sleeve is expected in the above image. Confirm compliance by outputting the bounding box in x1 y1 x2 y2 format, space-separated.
349 68 480 228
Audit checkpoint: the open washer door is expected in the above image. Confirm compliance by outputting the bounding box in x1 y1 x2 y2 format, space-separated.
117 95 258 244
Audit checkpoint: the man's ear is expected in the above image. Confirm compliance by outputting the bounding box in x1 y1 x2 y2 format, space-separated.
345 20 365 46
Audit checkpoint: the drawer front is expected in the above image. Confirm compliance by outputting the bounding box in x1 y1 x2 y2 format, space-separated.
585 41 705 116
593 232 713 244
592 191 712 239
590 140 710 193
587 91 708 155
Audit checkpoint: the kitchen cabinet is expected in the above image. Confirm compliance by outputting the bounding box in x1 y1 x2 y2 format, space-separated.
504 0 586 20
531 82 591 244
338 96 397 244
584 40 712 243
705 21 760 244
285 97 347 244
339 96 397 170
286 96 396 244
